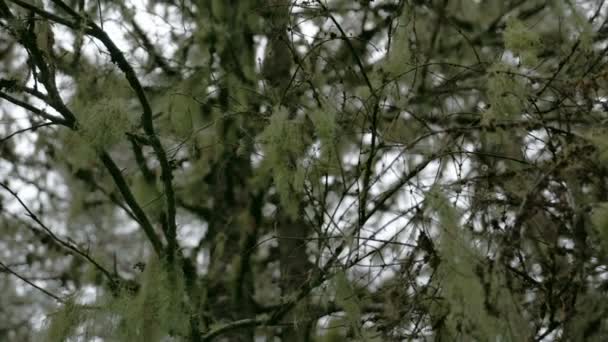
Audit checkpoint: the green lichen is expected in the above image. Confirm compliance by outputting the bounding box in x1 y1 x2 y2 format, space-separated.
259 106 308 217
427 188 530 340
334 271 363 337
43 298 83 342
107 256 189 341
504 18 542 65
164 90 200 138
309 108 338 165
383 13 414 77
132 174 163 218
591 203 608 251
587 130 608 165
61 130 98 170
40 255 190 341
550 0 594 51
76 98 131 151
486 64 527 119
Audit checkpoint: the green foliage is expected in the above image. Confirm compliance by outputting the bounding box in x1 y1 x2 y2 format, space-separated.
65 71 134 152
309 109 336 151
428 189 488 338
331 271 379 341
169 97 195 138
4 0 608 341
66 179 87 221
34 19 52 57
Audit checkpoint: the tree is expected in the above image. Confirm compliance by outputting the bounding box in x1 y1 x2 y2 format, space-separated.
1 0 608 340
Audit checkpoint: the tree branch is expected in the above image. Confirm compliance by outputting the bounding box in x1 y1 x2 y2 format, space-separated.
0 182 115 283
0 260 64 303
99 152 164 256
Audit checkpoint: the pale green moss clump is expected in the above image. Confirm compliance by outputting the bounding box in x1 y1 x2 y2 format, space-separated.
78 99 131 150
429 189 489 338
503 18 542 65
309 108 335 147
63 96 132 164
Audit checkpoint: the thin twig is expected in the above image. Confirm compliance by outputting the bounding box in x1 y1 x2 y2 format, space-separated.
0 182 116 281
0 260 64 303
0 122 55 143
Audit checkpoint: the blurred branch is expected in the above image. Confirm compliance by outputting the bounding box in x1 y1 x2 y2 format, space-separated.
99 152 164 255
0 122 55 143
0 91 68 124
0 260 64 303
6 0 179 258
0 182 116 282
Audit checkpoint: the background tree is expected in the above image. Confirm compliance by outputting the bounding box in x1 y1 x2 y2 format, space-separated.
1 0 608 341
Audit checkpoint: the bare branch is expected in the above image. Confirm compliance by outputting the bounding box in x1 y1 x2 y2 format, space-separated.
0 260 64 303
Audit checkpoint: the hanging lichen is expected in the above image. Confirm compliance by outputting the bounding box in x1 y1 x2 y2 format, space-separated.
504 17 542 66
42 298 84 342
258 106 308 217
429 189 488 338
74 98 131 151
427 188 529 340
587 129 608 165
549 0 594 51
106 256 189 341
485 63 527 119
310 107 337 158
131 174 163 218
61 130 98 170
334 270 363 338
384 27 413 77
562 292 608 340
332 270 380 341
161 87 201 138
591 203 608 251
